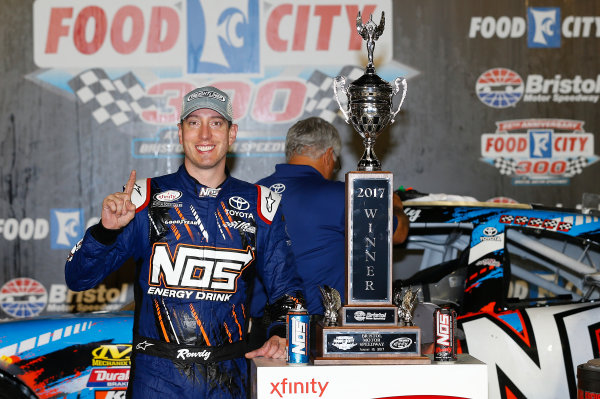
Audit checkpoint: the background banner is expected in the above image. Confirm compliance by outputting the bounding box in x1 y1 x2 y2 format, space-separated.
1 0 599 319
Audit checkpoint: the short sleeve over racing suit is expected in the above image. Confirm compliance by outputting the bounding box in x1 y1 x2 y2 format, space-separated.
65 165 305 399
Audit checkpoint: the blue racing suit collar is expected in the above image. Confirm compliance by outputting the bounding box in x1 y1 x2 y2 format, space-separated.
176 164 233 196
274 163 325 179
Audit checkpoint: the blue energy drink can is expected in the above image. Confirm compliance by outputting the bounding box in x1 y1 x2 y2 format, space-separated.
286 305 309 365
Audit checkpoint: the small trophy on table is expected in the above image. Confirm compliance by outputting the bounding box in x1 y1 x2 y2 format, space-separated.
314 12 429 365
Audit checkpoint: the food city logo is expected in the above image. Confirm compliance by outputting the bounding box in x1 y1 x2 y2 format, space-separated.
476 67 600 108
50 208 100 250
31 1 418 158
480 118 599 185
469 7 600 48
92 344 132 367
0 278 130 318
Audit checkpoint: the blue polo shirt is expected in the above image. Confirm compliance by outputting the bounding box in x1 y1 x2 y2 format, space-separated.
252 164 346 315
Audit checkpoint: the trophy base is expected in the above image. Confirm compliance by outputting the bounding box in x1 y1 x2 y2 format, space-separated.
312 356 431 365
314 322 429 365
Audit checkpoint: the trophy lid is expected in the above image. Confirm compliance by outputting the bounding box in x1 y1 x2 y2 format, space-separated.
348 66 393 99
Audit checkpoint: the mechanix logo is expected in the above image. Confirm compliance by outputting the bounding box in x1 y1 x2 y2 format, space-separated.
480 118 599 185
149 244 254 292
91 345 132 367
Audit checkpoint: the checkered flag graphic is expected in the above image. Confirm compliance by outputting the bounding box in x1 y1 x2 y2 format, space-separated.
303 65 364 123
493 157 518 175
564 156 588 177
69 69 154 126
543 219 558 230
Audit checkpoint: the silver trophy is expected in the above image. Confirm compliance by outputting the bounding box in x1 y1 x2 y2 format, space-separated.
333 11 407 171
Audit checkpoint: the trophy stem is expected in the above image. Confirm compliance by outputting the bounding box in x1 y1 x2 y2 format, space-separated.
357 138 381 171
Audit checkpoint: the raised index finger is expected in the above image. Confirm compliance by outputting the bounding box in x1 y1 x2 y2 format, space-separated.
123 170 137 196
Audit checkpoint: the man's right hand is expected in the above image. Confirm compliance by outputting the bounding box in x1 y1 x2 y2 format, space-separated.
101 170 137 230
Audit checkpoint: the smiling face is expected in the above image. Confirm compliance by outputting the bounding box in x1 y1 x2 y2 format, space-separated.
178 108 238 187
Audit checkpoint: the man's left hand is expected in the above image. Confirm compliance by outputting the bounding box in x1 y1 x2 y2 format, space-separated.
245 335 286 359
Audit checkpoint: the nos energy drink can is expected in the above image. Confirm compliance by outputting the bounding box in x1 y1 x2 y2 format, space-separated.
287 305 309 365
434 306 457 362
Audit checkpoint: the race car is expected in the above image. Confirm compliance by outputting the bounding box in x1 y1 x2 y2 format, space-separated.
1 193 599 399
397 190 600 399
0 311 132 399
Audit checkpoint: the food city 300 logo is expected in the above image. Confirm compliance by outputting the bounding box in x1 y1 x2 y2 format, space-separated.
480 118 599 185
30 1 417 159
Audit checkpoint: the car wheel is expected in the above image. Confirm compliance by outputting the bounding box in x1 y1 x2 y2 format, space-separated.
0 371 38 399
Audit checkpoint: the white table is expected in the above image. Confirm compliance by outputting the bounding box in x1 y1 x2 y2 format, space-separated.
251 354 488 399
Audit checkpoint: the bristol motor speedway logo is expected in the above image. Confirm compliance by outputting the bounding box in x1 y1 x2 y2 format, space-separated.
476 67 600 108
30 0 419 157
469 7 600 48
480 118 599 185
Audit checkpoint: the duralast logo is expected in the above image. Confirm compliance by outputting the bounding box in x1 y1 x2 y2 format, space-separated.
270 378 329 398
92 345 132 367
87 368 130 388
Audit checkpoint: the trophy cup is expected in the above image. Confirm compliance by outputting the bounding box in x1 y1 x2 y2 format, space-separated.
314 12 428 364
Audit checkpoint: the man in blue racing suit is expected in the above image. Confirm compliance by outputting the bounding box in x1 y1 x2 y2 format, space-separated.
249 117 409 343
65 86 305 399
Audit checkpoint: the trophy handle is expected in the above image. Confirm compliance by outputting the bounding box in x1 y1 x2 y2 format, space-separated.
390 77 407 124
333 76 351 124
